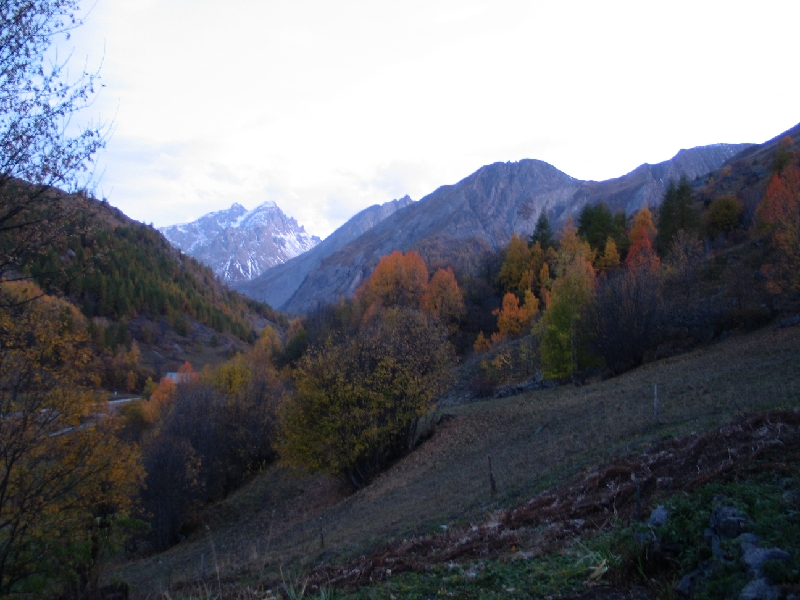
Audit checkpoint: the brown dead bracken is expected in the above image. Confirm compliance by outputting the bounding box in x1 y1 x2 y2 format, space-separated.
307 408 800 590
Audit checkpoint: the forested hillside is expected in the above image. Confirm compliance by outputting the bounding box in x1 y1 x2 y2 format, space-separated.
7 195 284 395
29 198 281 341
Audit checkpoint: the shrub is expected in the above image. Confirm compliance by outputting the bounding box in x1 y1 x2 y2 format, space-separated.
279 308 453 489
705 195 744 239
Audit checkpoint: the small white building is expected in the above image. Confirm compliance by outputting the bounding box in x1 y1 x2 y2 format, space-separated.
164 372 195 384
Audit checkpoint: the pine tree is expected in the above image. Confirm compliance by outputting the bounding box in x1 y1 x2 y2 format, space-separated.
656 176 699 254
578 203 614 252
530 210 555 251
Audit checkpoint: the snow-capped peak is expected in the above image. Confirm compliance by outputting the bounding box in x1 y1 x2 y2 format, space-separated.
159 200 320 285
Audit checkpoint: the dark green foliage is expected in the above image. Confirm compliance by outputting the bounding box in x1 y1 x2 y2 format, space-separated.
612 210 630 257
657 176 700 254
529 211 554 251
282 329 309 365
772 136 794 174
27 216 279 341
577 202 628 254
649 477 800 599
141 435 202 551
303 299 359 347
454 252 504 354
577 202 610 250
345 553 589 599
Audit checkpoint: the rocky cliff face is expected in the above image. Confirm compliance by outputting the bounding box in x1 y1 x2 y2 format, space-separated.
563 144 754 221
235 196 414 310
159 202 321 285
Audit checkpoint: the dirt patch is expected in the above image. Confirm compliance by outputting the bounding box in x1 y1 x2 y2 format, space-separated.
308 408 800 589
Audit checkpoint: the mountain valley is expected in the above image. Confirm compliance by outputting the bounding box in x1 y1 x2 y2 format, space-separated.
240 143 750 313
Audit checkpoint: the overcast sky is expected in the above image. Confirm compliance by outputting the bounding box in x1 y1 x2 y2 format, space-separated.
68 0 799 238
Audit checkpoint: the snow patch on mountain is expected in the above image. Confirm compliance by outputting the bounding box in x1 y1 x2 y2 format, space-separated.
160 202 320 285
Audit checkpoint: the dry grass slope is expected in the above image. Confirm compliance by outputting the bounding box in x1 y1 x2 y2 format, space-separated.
115 325 800 597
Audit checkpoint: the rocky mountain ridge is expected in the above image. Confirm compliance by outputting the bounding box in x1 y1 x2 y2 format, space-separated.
242 142 752 313
160 201 321 285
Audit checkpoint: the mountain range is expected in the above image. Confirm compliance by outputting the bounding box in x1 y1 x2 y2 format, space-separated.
234 196 413 309
238 142 752 313
159 201 321 285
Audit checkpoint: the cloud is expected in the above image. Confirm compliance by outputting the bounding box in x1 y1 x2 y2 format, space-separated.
69 0 799 239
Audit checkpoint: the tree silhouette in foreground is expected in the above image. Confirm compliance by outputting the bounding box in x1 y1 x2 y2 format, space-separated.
0 1 106 287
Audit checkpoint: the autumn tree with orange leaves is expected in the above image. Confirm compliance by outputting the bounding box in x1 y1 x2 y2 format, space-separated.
422 267 465 329
626 207 661 272
355 250 465 328
492 291 539 341
355 250 429 310
757 164 800 294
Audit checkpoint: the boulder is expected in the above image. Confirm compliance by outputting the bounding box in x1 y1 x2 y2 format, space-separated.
739 578 780 600
647 505 669 528
741 546 792 579
710 505 749 538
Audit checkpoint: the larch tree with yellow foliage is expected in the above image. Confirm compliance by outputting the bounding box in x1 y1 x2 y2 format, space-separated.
422 267 465 329
538 219 597 380
497 234 532 297
355 250 465 331
492 290 539 341
528 241 556 304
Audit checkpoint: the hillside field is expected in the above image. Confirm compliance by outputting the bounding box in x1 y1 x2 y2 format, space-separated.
112 321 800 597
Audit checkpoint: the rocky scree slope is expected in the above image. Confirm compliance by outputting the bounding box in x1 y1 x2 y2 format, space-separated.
160 201 320 285
244 143 749 313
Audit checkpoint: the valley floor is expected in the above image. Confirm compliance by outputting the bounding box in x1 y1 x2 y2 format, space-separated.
112 324 800 598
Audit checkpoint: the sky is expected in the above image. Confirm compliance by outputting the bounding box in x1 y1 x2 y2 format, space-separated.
66 0 799 239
